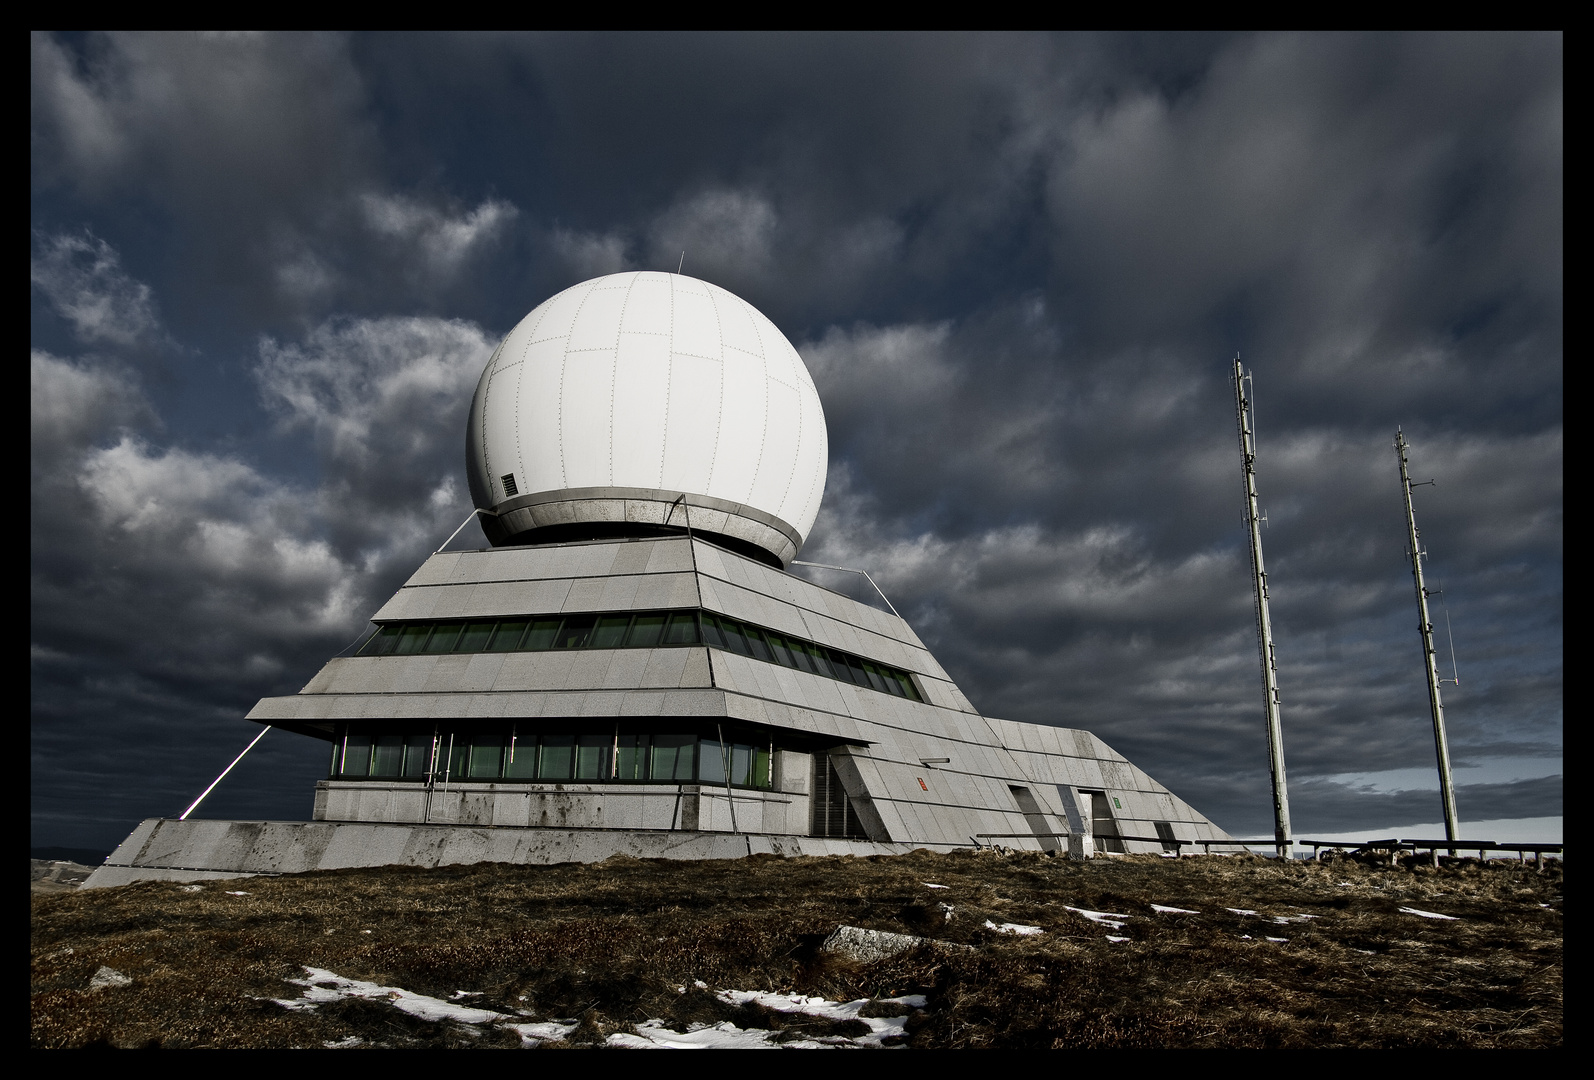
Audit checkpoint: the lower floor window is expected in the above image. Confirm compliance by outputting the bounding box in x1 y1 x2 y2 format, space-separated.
330 724 775 790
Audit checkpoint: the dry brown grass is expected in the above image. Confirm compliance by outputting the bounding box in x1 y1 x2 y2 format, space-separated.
31 849 1561 1048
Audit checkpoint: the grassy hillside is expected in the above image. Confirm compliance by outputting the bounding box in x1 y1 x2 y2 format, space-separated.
31 849 1561 1048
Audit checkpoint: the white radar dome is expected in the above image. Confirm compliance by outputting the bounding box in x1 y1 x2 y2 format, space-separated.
466 272 828 567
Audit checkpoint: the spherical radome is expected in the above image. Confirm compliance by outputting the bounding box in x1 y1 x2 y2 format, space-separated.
466 272 828 567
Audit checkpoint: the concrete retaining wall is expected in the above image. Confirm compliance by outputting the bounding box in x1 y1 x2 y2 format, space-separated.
81 818 920 889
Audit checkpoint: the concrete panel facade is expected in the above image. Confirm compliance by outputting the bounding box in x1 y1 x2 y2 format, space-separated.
95 536 1237 887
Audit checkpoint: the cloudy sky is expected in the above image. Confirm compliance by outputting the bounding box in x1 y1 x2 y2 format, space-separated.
32 32 1561 855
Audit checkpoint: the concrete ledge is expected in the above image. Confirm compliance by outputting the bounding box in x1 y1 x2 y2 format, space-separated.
81 819 928 888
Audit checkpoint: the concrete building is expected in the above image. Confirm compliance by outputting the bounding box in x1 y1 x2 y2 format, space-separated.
87 273 1235 888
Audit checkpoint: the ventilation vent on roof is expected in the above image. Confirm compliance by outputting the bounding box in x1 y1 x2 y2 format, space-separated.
501 473 519 498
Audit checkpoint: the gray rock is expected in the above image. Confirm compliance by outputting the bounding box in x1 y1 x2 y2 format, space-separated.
89 966 132 991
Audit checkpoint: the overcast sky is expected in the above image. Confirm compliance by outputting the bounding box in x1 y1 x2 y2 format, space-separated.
32 32 1561 855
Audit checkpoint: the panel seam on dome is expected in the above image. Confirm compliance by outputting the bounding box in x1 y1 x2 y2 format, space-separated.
739 295 772 507
660 275 673 490
796 378 825 536
745 300 792 520
609 275 636 487
559 286 601 490
511 321 537 499
476 343 499 501
702 285 729 498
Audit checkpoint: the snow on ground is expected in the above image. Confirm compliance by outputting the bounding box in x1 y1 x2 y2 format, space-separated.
267 967 578 1046
923 883 949 889
1064 906 1129 929
609 990 927 1048
1226 907 1259 916
984 919 1044 935
268 967 925 1049
1150 904 1199 914
1399 907 1460 920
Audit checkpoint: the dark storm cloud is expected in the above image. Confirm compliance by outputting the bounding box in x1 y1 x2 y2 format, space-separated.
32 32 1559 850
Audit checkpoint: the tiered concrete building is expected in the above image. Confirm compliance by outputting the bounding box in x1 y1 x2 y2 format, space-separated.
88 272 1233 887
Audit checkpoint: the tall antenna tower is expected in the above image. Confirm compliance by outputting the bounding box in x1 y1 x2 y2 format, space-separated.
1394 429 1460 842
1233 359 1293 858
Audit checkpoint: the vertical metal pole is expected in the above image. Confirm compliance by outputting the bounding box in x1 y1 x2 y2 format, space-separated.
1395 430 1460 844
1233 359 1294 858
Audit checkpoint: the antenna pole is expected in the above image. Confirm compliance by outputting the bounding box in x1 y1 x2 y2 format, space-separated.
1395 430 1460 843
1233 359 1293 858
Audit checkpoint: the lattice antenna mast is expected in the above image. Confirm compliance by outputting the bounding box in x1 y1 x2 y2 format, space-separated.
1233 359 1293 858
1395 429 1460 842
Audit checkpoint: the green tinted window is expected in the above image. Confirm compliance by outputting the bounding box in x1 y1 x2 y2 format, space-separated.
469 737 505 778
614 734 647 780
487 619 529 652
700 738 726 784
504 736 537 778
393 625 433 655
426 624 462 654
523 617 562 650
590 615 631 648
651 735 695 781
556 615 595 649
753 747 771 789
454 621 495 653
802 642 835 679
402 735 432 777
764 632 795 668
699 614 727 649
663 612 699 645
719 619 752 657
445 737 469 779
627 614 665 647
371 736 405 776
539 735 574 779
342 735 372 776
362 625 402 656
575 734 610 779
731 744 753 786
742 626 774 663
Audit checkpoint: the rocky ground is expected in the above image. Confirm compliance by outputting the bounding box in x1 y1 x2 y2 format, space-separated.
31 849 1562 1048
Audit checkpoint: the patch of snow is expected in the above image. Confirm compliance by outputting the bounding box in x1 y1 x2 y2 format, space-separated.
225 890 250 896
612 990 927 1049
1266 937 1289 943
937 902 955 920
1398 907 1459 920
89 966 132 990
984 919 1044 936
505 1020 579 1047
282 967 509 1024
451 990 483 999
1105 935 1130 943
362 929 373 934
923 883 950 889
179 884 204 892
718 988 923 1044
1064 905 1129 929
609 1020 793 1049
324 1036 363 1048
1150 904 1198 914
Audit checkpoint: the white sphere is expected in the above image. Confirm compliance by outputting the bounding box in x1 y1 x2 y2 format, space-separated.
466 272 828 567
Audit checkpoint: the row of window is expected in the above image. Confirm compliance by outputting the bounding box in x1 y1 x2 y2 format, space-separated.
334 730 773 789
358 608 923 701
